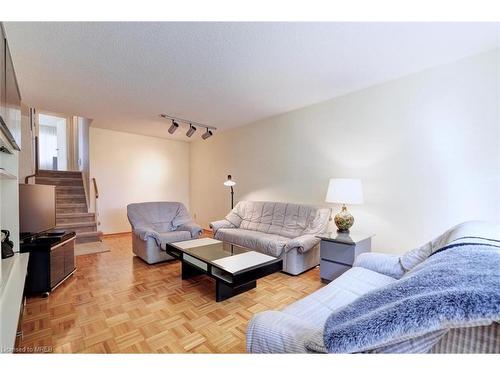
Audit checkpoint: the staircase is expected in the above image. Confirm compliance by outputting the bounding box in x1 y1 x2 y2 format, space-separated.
35 170 102 243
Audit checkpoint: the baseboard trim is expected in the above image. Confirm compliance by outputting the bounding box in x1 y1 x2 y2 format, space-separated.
102 231 131 238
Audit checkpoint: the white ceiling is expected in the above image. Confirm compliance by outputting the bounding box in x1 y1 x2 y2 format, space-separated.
4 22 500 142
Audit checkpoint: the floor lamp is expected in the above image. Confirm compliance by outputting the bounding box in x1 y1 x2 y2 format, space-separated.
224 175 236 209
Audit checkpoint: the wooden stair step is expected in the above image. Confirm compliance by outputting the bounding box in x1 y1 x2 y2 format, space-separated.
56 203 87 208
36 170 82 178
57 212 96 224
56 221 97 229
56 222 97 234
36 176 82 181
56 186 85 192
56 195 87 204
56 194 86 199
35 177 83 186
56 207 88 214
56 191 85 198
76 231 103 244
57 212 95 218
58 218 96 225
55 188 85 196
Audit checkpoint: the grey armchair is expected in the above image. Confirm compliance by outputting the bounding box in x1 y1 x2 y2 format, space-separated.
127 202 202 264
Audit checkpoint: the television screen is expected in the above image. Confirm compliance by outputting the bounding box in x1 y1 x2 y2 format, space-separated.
19 184 56 238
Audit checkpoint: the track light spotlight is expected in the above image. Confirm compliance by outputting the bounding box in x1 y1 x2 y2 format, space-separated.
168 120 179 134
162 114 216 138
201 128 213 140
186 124 197 137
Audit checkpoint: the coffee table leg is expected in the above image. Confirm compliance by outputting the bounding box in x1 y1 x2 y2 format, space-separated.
182 261 205 280
216 280 257 302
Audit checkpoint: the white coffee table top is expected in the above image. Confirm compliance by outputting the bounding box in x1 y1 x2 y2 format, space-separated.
170 237 278 274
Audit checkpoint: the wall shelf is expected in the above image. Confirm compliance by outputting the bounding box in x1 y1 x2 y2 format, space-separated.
0 167 16 180
0 130 14 155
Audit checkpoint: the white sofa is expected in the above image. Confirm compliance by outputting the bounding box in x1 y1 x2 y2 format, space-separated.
247 221 500 353
210 201 331 275
246 254 400 353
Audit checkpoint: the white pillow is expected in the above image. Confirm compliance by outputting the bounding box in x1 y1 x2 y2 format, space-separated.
400 221 500 271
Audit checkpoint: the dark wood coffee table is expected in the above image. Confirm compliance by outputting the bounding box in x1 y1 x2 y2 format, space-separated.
164 238 283 302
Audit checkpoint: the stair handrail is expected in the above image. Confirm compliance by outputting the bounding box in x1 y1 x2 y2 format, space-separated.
92 177 99 199
24 173 36 184
92 177 100 226
24 135 39 184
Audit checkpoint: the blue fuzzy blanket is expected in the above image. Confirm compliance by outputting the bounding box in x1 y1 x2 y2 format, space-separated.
323 240 500 353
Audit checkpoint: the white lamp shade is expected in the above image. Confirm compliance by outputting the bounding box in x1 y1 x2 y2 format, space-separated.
224 175 236 187
325 178 364 204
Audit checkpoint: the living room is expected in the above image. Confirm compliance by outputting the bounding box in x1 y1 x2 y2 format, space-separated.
1 0 499 372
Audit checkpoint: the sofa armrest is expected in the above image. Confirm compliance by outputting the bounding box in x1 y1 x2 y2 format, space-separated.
353 252 405 279
209 219 235 235
246 311 324 353
176 221 203 238
285 234 320 254
132 226 161 247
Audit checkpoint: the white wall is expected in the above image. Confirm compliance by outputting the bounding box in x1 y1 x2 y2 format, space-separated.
55 118 67 171
90 127 190 234
18 103 34 182
190 49 500 254
77 117 90 175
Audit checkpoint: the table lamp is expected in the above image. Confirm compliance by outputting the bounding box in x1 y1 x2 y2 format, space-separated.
224 175 236 209
325 178 363 232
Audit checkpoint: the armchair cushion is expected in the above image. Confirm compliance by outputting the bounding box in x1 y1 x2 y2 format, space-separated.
133 226 161 246
284 234 320 254
353 252 406 279
176 222 203 238
159 231 192 249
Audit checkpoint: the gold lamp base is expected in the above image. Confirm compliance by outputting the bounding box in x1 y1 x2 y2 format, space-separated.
334 204 354 232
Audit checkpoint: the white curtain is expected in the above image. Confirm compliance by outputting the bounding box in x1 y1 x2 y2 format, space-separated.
39 125 58 170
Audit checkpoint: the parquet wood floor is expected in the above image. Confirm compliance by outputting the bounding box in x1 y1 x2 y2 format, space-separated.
16 233 323 353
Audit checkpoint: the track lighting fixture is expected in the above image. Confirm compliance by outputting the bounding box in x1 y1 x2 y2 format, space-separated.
168 120 179 134
186 124 196 137
201 128 213 140
160 114 216 139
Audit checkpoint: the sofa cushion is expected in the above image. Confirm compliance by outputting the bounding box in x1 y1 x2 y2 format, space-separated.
400 221 500 271
159 231 192 249
283 267 396 328
245 267 396 354
226 201 330 239
214 228 289 257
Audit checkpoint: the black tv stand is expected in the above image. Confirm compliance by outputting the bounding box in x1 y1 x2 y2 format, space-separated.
20 230 77 296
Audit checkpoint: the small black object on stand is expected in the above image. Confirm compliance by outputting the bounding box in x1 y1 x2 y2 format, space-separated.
1 229 15 259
